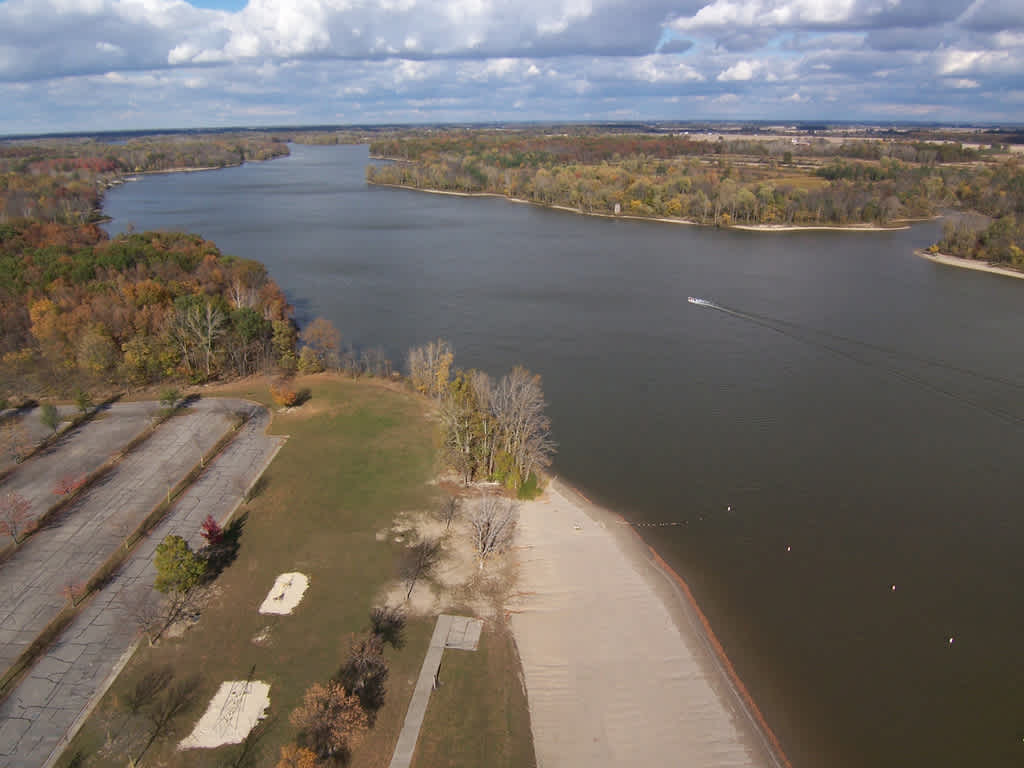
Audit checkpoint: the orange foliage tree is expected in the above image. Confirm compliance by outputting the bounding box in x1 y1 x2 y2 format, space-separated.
289 681 368 760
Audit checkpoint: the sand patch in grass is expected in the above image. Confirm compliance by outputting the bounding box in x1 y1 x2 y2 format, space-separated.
258 572 309 615
178 680 270 749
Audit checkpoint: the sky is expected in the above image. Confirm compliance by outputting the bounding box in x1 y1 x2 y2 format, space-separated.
1 0 1022 135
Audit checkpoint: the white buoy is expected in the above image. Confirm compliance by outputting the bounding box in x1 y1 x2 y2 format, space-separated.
727 506 731 511
948 637 954 644
786 545 791 552
891 584 896 591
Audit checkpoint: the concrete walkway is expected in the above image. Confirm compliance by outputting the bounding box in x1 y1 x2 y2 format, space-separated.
389 615 482 768
0 406 284 768
0 401 237 676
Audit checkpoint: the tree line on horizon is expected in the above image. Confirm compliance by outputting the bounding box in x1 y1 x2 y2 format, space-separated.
0 133 289 225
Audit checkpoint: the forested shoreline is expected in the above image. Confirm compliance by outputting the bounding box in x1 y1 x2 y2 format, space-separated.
0 134 306 402
0 134 288 225
365 130 1024 266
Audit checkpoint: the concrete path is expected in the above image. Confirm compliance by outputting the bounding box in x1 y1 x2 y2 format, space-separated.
0 405 284 768
0 401 237 676
389 615 483 768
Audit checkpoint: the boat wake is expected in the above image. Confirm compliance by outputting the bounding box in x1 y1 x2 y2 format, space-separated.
687 296 720 309
688 296 1024 427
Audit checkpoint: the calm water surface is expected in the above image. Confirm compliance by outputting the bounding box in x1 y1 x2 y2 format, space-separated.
105 144 1024 768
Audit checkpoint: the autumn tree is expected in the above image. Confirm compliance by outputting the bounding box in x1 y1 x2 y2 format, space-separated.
199 514 223 546
270 378 298 408
276 744 320 768
0 491 32 545
299 317 342 372
407 339 453 399
469 495 517 569
53 473 85 496
290 681 368 760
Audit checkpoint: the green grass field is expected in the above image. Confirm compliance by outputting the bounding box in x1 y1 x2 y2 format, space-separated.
54 375 530 768
411 624 535 768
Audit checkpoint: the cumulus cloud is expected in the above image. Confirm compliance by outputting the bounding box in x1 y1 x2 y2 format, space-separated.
717 59 763 81
0 0 1021 132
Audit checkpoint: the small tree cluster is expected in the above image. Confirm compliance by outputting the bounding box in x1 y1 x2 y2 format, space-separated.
407 338 453 399
407 340 556 490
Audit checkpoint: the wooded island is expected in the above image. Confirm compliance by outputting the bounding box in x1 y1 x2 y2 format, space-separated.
364 127 1023 266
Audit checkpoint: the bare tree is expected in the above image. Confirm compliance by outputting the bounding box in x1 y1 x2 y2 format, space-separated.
0 491 32 545
137 673 200 762
370 605 406 648
469 371 498 476
407 339 453 399
227 261 267 310
438 495 459 530
339 633 389 714
469 496 518 569
491 366 556 486
1 419 32 463
400 538 441 600
186 301 227 378
438 389 476 483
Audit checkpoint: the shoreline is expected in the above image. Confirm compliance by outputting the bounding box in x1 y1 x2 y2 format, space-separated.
367 180 910 233
511 477 791 768
135 164 241 175
916 248 1024 280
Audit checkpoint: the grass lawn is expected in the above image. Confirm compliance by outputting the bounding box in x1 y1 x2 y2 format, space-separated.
410 623 535 768
58 375 440 768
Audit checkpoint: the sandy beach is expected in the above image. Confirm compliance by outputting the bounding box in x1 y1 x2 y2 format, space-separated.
916 249 1024 280
510 480 788 768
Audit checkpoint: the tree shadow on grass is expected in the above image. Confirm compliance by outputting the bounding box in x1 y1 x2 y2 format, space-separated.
202 512 247 580
222 713 277 768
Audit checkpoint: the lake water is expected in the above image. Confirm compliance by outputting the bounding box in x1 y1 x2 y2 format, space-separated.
104 144 1024 768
